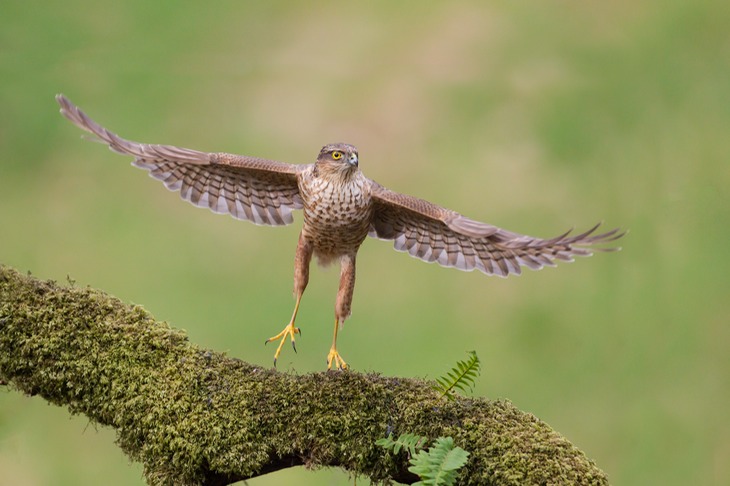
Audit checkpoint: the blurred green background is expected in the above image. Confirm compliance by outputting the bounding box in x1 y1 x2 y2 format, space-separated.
1 1 728 484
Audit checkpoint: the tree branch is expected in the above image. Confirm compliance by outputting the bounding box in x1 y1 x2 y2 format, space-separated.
0 264 608 485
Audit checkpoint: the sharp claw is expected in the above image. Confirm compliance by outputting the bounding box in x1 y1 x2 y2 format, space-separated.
266 322 301 367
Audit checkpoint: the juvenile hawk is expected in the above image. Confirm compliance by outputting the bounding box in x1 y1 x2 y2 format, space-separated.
57 95 622 370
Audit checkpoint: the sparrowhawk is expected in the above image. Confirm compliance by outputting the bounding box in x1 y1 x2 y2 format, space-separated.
57 95 623 370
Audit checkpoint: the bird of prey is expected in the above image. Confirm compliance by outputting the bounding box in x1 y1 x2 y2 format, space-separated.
56 94 623 370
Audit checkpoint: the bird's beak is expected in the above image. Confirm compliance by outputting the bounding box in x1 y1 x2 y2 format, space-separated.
348 153 359 167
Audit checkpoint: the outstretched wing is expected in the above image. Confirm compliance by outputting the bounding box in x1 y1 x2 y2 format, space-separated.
368 181 623 277
57 94 304 226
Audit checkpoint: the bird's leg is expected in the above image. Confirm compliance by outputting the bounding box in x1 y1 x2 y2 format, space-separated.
266 232 312 367
266 293 302 367
327 317 347 370
327 254 356 370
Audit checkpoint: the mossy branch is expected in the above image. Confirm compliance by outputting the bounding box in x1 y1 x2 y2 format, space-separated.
0 264 608 486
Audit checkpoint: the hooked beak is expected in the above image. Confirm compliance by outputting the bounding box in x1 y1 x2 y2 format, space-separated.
348 152 359 167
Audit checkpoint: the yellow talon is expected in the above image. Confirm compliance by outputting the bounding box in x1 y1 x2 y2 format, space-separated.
265 321 300 367
326 316 348 370
327 346 348 370
266 293 303 367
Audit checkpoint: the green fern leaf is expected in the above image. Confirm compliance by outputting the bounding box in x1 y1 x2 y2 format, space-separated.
376 432 428 457
408 437 470 486
433 351 481 400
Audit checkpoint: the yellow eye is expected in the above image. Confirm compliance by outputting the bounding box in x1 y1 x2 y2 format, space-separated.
332 151 343 160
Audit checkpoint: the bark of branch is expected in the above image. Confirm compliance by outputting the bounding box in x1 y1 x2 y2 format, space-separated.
0 264 608 485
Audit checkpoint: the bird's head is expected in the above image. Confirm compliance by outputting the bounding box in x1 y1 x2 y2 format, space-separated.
316 143 359 176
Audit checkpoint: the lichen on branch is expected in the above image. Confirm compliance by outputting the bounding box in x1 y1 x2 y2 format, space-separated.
0 264 608 485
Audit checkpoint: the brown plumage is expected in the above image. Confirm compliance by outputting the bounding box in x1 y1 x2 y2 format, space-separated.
56 94 623 370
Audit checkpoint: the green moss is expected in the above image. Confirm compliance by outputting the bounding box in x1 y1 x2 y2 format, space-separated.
0 264 608 485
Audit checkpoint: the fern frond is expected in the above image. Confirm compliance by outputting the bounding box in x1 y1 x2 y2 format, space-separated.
408 437 470 486
433 351 481 400
376 432 428 457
